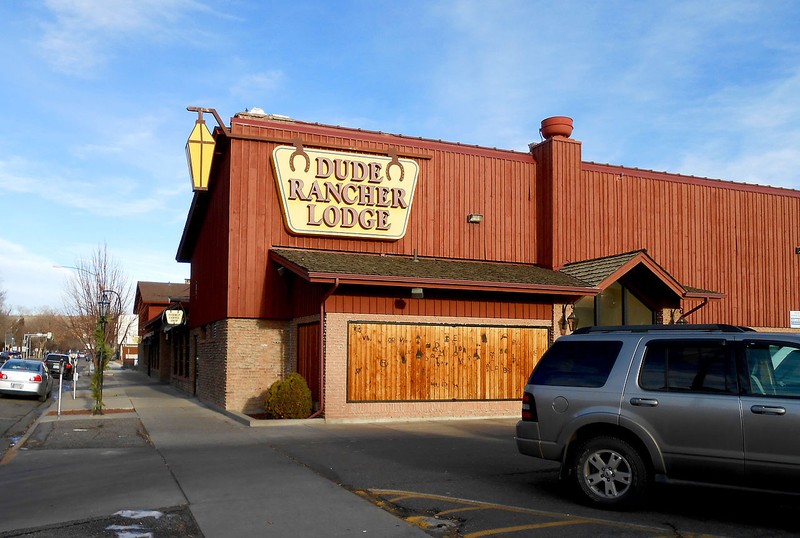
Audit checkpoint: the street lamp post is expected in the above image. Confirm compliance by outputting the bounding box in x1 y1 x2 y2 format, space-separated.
96 289 122 414
4 318 24 352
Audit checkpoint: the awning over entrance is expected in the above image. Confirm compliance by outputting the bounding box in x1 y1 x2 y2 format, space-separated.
270 248 600 297
559 250 724 308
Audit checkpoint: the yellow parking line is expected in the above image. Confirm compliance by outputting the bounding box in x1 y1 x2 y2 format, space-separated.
387 494 423 503
465 519 593 538
367 489 673 535
437 505 489 516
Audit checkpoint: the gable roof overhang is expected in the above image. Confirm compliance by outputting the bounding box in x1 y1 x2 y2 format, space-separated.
270 248 599 298
135 281 191 329
559 250 725 309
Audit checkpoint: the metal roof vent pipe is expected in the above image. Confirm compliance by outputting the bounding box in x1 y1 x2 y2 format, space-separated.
539 116 573 140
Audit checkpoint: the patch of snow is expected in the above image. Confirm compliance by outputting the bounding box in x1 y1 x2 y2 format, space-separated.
105 524 153 538
114 510 164 519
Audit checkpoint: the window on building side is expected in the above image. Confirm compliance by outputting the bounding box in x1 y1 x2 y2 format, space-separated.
574 281 654 329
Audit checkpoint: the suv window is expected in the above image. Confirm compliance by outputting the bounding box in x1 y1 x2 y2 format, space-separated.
530 340 622 387
745 340 800 396
639 339 736 393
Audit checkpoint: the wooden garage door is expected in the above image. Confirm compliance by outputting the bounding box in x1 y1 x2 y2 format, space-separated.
348 322 549 402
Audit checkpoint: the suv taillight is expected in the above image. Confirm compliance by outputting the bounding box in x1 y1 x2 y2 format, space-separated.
521 391 537 422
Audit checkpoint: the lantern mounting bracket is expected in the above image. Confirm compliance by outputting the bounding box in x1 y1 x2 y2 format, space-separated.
186 106 230 136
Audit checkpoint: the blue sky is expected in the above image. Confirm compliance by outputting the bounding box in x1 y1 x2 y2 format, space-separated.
1 0 799 312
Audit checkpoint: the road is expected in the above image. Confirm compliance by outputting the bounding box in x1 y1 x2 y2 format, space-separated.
3 369 798 537
0 386 51 460
254 418 800 537
0 363 86 460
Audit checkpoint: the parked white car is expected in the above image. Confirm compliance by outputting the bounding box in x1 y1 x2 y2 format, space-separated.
0 358 53 401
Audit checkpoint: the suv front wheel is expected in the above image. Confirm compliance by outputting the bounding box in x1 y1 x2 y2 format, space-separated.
570 436 649 510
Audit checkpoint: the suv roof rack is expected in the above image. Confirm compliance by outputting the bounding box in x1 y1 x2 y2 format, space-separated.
572 324 755 334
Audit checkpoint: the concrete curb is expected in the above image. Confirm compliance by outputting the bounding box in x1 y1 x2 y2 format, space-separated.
0 396 57 465
220 408 327 427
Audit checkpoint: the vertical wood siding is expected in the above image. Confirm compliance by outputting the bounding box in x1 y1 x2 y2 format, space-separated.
193 116 800 329
225 120 540 320
191 151 232 326
327 292 552 319
560 165 800 328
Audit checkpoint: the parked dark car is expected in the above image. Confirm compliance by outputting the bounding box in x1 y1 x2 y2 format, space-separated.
44 353 74 380
516 324 800 509
0 351 22 365
0 358 53 401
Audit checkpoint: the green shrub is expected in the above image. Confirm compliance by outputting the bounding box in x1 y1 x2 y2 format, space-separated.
264 373 313 419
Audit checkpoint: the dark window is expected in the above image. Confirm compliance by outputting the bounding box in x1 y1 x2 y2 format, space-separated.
640 340 736 393
531 340 623 387
574 281 654 329
172 330 190 378
745 341 800 397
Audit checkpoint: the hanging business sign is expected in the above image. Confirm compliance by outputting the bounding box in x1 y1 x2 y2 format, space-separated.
163 309 185 327
272 142 419 240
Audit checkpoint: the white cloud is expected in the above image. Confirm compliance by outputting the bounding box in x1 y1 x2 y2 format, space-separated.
0 238 68 312
668 67 800 188
37 0 210 75
0 236 188 313
0 157 185 218
231 70 286 101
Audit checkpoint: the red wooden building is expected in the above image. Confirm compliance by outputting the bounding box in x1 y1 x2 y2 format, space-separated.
139 110 800 420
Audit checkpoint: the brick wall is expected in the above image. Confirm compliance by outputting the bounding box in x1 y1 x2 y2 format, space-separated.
194 321 227 410
221 318 291 414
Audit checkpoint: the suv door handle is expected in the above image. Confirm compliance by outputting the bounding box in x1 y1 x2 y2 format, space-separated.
750 405 786 416
630 398 659 407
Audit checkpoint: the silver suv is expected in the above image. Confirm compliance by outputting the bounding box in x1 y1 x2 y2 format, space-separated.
515 324 800 509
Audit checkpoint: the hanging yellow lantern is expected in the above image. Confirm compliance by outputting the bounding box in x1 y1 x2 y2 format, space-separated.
185 111 216 191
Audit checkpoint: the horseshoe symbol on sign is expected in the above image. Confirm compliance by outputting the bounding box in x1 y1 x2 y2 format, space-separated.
290 137 310 173
385 148 404 182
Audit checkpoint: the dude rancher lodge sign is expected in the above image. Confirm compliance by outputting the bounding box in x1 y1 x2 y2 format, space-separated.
272 143 419 240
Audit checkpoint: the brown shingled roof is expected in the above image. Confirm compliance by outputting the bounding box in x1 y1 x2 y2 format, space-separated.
560 251 645 287
560 250 724 300
136 281 190 305
270 248 596 296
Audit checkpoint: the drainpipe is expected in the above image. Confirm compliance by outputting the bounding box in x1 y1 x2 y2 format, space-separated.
678 297 709 322
309 278 339 419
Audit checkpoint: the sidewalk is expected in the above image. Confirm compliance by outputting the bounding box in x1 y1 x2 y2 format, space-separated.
0 363 427 537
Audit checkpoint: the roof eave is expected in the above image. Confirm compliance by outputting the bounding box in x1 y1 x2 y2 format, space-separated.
296 270 599 296
684 291 726 300
594 254 686 297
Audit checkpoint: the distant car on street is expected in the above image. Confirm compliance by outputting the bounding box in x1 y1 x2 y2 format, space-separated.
44 353 74 380
0 351 22 365
0 358 53 401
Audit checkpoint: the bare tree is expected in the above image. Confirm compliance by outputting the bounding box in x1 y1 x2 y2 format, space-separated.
0 281 9 349
0 281 7 317
61 244 135 413
30 308 83 353
61 244 133 361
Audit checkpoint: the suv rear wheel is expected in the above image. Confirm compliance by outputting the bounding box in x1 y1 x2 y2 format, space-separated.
570 436 648 510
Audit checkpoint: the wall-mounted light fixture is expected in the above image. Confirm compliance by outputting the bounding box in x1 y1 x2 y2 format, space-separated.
411 287 424 299
559 304 578 333
185 109 216 191
670 307 685 325
796 246 800 255
467 214 483 224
